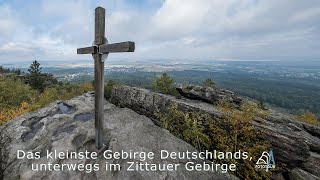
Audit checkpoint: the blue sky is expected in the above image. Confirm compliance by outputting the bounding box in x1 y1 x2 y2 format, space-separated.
0 0 319 62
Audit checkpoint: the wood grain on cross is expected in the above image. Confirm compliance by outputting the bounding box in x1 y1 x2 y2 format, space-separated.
77 7 135 150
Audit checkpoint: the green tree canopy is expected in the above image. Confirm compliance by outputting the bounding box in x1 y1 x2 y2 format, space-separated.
152 73 174 94
27 60 45 92
203 78 218 89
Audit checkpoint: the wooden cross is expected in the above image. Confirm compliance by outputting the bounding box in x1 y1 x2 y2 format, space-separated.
77 6 135 150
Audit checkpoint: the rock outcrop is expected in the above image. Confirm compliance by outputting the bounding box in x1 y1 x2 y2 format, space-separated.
176 84 242 107
0 93 236 180
110 85 320 179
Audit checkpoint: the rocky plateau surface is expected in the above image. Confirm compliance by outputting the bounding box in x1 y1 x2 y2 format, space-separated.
0 92 237 180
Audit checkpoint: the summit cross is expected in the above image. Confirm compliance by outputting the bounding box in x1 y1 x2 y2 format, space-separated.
77 6 135 150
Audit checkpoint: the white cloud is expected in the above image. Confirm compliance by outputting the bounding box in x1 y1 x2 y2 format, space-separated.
147 0 211 40
0 5 17 41
0 0 319 62
290 7 320 23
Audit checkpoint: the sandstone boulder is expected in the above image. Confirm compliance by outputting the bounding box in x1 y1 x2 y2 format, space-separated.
0 93 236 180
176 84 242 107
288 168 320 180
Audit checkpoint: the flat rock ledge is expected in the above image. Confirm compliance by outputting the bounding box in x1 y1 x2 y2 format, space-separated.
0 93 236 180
175 84 242 107
110 85 320 180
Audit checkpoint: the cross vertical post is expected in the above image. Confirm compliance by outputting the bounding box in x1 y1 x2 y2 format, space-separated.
94 7 105 150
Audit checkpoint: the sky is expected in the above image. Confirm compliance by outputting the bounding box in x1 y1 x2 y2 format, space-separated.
0 0 319 62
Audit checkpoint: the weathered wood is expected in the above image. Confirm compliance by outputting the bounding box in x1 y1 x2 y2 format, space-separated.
76 6 135 150
94 54 104 150
94 6 105 150
95 7 105 45
99 41 135 53
77 46 97 54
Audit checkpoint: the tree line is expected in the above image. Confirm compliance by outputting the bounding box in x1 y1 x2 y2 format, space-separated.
0 66 21 74
0 61 94 125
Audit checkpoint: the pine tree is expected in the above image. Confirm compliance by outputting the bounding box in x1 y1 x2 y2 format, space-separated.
203 78 218 89
152 73 174 94
27 60 45 92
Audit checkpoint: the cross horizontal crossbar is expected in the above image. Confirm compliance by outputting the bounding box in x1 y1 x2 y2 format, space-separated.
99 41 135 53
77 46 98 54
77 41 135 55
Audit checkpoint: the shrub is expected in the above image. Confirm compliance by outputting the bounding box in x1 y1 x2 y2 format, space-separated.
211 101 270 179
104 80 117 100
0 102 33 125
79 81 94 93
157 101 270 179
0 79 94 124
36 88 59 108
296 112 318 124
152 73 181 98
152 73 174 94
203 78 218 89
0 77 35 109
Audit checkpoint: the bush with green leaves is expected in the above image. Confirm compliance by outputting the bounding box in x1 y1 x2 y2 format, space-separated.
0 77 35 109
104 80 118 100
152 73 174 94
157 101 271 179
296 112 319 124
152 73 181 98
203 78 218 89
0 78 94 124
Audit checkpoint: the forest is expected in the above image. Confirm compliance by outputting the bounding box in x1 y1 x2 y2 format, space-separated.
0 61 318 125
102 70 320 119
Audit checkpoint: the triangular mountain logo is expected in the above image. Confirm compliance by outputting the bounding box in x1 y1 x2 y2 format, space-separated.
255 149 276 172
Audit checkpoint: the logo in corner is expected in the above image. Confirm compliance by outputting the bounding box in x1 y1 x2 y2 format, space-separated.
255 149 275 172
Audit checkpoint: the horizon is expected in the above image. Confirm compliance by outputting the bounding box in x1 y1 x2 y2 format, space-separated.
0 0 320 62
2 58 320 72
2 58 320 66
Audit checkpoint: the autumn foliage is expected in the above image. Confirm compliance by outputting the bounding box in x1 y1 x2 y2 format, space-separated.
0 76 94 125
157 101 270 179
296 112 318 124
0 102 33 125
